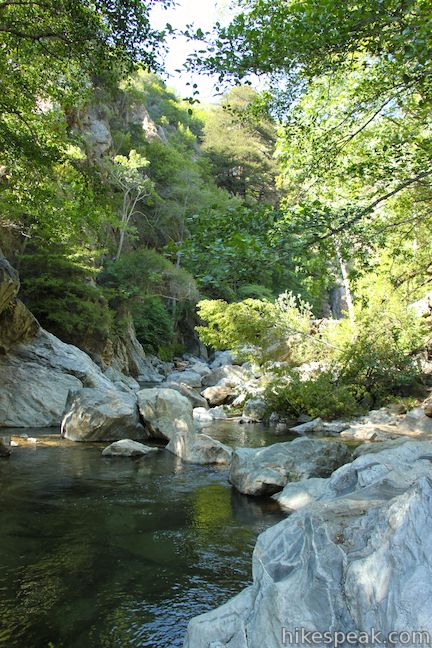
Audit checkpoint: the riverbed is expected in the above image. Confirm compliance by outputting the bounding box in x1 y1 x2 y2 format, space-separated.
0 423 291 648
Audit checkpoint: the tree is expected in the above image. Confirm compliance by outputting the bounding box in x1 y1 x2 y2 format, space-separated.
0 0 171 164
104 150 154 259
200 86 279 205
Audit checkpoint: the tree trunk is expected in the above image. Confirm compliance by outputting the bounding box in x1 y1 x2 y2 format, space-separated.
335 241 355 324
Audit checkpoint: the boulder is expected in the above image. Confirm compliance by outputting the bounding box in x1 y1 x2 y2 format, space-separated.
424 396 432 418
0 330 115 428
209 350 233 369
275 439 432 512
103 367 140 392
184 472 432 648
188 361 211 378
165 370 203 388
400 407 432 435
201 365 247 388
0 298 39 351
289 417 323 435
229 437 352 496
201 383 236 406
137 388 194 441
193 406 227 424
166 432 232 465
242 398 267 422
61 388 146 442
164 381 209 409
102 439 158 458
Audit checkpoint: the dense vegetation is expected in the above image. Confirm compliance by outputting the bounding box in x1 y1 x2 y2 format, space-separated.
1 0 431 417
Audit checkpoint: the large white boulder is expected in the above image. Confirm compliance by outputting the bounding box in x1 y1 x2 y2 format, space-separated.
137 388 194 441
229 437 352 496
0 330 116 428
61 388 146 442
275 439 432 512
184 441 432 648
166 432 232 465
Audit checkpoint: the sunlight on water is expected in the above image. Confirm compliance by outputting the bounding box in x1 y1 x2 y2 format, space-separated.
0 424 284 648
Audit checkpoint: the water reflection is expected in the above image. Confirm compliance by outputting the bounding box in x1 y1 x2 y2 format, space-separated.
0 424 284 648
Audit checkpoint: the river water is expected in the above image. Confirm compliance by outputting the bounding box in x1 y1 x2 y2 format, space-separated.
0 423 293 648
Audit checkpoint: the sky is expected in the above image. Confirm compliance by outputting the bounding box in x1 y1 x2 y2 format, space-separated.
150 0 234 103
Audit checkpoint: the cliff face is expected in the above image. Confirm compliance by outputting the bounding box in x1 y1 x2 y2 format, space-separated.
0 254 164 428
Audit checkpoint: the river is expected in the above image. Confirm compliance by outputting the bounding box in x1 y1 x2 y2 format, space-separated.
0 422 293 648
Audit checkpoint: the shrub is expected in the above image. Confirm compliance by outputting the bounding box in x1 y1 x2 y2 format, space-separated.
264 370 365 420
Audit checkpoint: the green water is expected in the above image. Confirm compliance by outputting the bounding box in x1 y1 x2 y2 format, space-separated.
0 423 287 648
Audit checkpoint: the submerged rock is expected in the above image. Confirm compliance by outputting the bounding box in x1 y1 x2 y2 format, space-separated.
184 441 432 648
102 439 158 458
0 437 11 458
61 388 146 442
229 437 351 496
137 388 194 441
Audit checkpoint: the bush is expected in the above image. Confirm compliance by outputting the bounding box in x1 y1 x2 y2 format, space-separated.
264 370 365 420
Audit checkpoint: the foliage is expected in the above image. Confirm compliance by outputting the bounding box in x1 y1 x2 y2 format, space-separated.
265 280 427 419
0 0 171 164
19 245 113 348
200 86 279 205
131 296 174 354
264 370 364 421
196 291 313 362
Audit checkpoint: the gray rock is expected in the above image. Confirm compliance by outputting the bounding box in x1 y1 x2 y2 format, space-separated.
202 365 247 388
184 473 432 648
104 367 140 392
275 439 432 512
164 382 209 409
137 388 194 441
166 432 232 465
193 406 227 424
201 383 236 406
209 350 233 369
321 420 350 435
229 437 351 496
61 388 146 442
0 329 116 428
102 439 158 458
242 398 267 422
340 427 380 441
403 407 432 435
289 417 323 435
166 370 203 388
189 362 211 378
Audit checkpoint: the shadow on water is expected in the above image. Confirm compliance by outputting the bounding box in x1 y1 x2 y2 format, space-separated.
0 423 285 648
